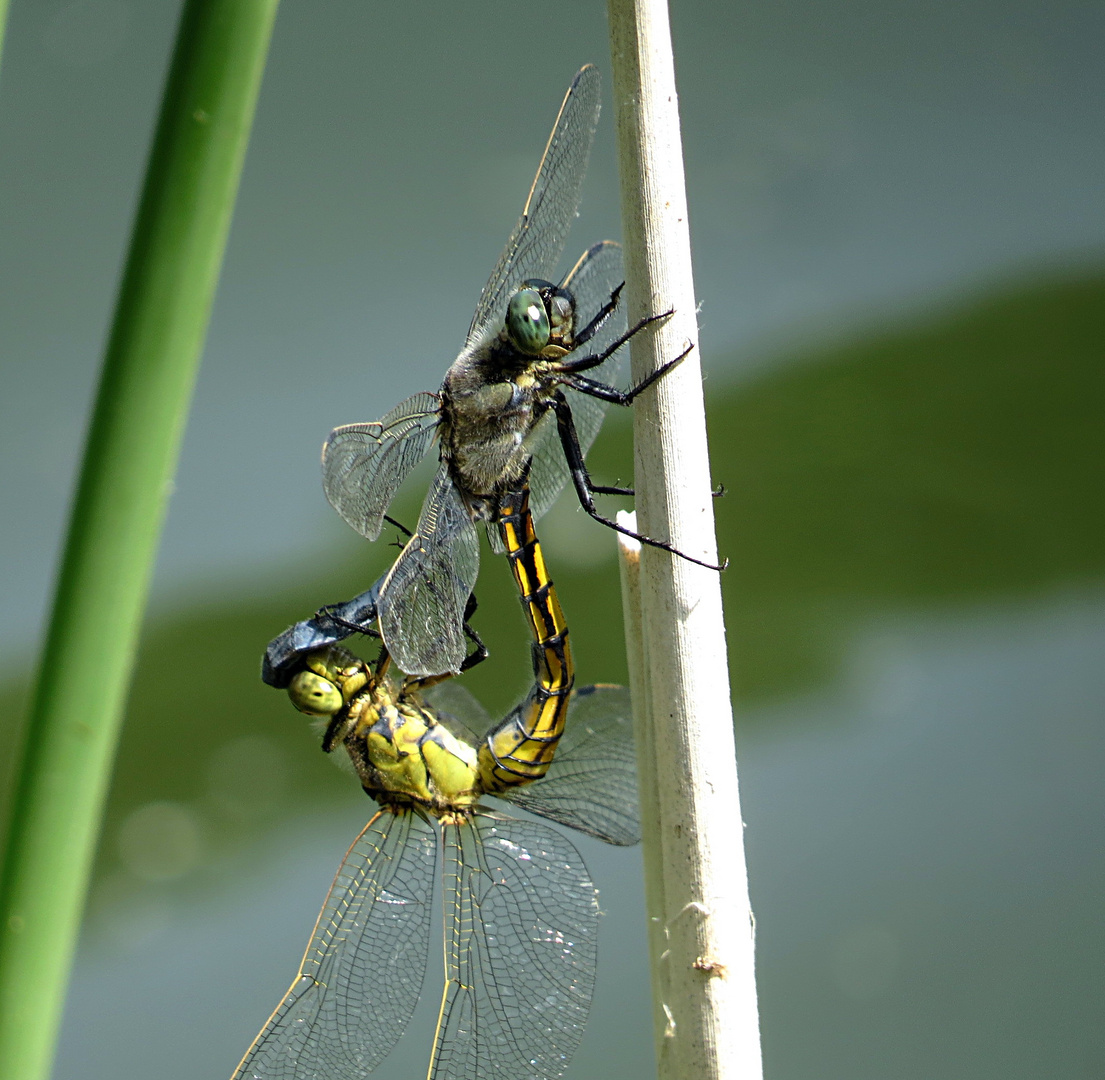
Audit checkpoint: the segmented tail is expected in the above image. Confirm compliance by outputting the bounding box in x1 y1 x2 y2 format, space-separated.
479 484 574 791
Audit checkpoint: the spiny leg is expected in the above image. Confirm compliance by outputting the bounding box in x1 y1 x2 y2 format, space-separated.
403 588 489 688
457 593 489 673
550 389 727 572
563 342 695 405
556 307 675 376
382 513 413 539
569 282 623 350
590 482 725 498
316 608 383 637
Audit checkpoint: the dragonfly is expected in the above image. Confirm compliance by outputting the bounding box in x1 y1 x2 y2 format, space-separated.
262 523 488 694
321 64 720 679
234 485 639 1080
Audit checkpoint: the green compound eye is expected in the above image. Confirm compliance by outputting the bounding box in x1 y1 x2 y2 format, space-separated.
288 670 343 717
506 287 550 354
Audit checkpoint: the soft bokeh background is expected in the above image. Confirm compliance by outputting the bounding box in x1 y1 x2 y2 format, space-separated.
1 1 1103 1078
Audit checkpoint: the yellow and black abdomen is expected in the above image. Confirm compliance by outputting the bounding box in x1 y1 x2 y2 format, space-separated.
479 485 573 792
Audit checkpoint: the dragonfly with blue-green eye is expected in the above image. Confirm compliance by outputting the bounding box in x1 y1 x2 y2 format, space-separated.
234 485 639 1080
321 64 720 680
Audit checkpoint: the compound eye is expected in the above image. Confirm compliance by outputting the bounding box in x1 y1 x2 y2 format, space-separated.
506 287 551 354
288 670 343 717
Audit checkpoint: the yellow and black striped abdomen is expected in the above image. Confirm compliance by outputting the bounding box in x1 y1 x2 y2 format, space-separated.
479 485 573 792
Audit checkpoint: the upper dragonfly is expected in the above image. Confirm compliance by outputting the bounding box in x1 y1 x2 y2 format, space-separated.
322 65 714 678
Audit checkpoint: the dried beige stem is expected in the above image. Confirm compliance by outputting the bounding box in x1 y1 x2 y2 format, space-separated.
608 4 764 1077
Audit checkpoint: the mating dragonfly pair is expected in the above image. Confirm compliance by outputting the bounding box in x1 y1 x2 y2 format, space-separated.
234 65 715 1080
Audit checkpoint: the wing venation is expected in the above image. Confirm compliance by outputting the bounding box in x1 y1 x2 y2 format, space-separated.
322 392 441 540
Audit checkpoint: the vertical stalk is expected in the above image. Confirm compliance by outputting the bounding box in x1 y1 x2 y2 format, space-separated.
618 518 668 1063
608 4 764 1079
0 0 9 78
0 4 279 1079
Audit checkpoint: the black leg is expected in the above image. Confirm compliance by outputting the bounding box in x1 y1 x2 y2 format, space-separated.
459 592 489 672
570 283 623 350
555 308 675 376
459 632 488 672
551 391 727 572
563 343 695 406
593 479 719 499
321 712 355 755
405 620 486 690
402 586 488 689
383 514 414 539
315 606 383 638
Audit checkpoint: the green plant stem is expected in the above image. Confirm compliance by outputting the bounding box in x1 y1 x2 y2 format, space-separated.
0 3 279 1078
0 0 9 78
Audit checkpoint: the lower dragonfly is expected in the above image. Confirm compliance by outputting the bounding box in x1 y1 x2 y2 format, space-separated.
234 485 639 1080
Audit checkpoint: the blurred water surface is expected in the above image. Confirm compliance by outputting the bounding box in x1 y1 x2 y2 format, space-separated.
48 588 1105 1080
0 1 1103 1077
0 261 1098 1078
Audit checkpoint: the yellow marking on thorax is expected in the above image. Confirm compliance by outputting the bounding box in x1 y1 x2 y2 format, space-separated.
360 698 482 811
364 704 434 803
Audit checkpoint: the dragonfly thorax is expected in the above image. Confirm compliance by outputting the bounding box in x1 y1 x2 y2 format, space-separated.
347 687 483 812
287 645 485 812
438 372 549 496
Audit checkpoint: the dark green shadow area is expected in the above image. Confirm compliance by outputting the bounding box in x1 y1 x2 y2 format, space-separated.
707 265 1105 699
1 262 1101 909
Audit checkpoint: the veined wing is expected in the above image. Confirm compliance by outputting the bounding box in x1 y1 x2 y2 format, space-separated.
466 66 602 350
379 462 480 677
232 809 435 1080
422 680 491 746
323 392 441 540
499 685 639 846
428 816 599 1080
525 241 627 524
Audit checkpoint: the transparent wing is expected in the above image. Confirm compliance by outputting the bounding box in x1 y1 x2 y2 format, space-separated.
379 463 480 676
322 392 441 540
525 240 628 524
422 680 492 745
499 684 640 846
262 576 386 688
466 66 602 350
428 816 599 1080
232 810 436 1080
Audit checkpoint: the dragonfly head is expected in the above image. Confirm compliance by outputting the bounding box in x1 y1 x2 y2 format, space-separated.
287 669 343 717
506 286 551 355
287 645 371 717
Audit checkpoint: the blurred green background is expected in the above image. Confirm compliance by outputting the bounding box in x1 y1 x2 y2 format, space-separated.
1 1 1103 1078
